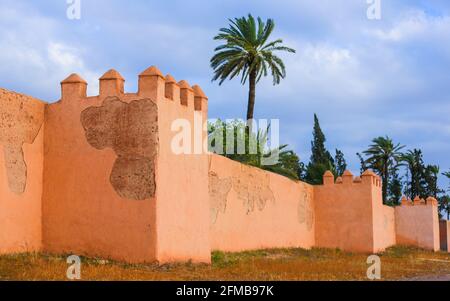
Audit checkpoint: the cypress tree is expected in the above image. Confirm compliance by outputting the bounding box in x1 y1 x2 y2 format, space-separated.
305 114 335 184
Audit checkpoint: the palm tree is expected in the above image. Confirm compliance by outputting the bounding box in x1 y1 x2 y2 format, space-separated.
363 136 405 203
211 14 296 121
401 149 426 198
444 171 450 184
440 196 450 220
424 164 441 198
444 170 450 192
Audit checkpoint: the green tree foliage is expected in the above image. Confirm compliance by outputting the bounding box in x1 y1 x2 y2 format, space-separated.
423 165 443 198
208 120 300 180
440 171 450 219
439 195 450 220
211 14 295 121
361 136 404 204
334 149 347 177
264 146 301 180
305 114 336 184
444 170 450 191
401 149 427 199
356 152 368 174
358 144 447 211
298 162 307 181
387 167 403 206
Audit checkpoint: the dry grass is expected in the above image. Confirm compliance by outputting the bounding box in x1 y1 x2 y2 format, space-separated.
0 246 449 281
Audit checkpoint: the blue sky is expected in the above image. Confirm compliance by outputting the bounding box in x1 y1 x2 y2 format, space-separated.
1 0 450 188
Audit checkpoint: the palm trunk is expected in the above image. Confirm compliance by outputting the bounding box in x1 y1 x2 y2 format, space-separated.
246 69 257 122
245 69 257 157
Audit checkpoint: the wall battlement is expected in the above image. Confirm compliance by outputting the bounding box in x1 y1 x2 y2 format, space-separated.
400 196 438 207
322 169 382 187
314 169 395 253
0 65 447 264
60 67 208 114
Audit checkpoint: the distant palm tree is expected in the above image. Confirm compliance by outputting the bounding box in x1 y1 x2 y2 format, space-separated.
211 14 296 121
425 164 441 198
440 196 450 220
363 136 404 203
444 170 450 191
401 149 425 198
444 171 450 181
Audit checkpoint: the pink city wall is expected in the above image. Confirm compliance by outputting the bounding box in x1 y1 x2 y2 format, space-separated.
0 65 448 264
0 89 44 254
395 197 440 251
314 170 397 253
209 154 315 252
41 67 210 263
440 221 449 252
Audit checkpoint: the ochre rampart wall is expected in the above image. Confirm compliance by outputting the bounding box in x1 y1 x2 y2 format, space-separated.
0 66 447 263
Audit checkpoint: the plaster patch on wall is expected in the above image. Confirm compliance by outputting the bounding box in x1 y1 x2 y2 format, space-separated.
80 96 158 200
209 171 232 224
232 165 275 214
298 187 314 231
0 89 44 194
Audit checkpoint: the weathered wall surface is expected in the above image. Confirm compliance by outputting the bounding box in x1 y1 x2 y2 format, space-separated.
0 66 445 263
42 72 159 263
314 170 396 253
395 199 440 251
0 89 44 254
209 154 315 252
151 72 211 263
373 199 396 252
440 220 449 252
314 171 375 253
42 68 211 264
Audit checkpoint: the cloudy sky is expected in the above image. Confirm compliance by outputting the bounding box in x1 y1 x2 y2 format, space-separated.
1 0 449 186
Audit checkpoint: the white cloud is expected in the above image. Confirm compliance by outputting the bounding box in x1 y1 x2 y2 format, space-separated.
46 42 99 96
0 0 449 179
367 10 450 42
48 43 84 71
258 41 376 106
0 5 100 101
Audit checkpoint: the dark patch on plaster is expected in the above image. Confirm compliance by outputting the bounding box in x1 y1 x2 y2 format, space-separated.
3 146 27 194
232 165 275 215
0 89 44 194
209 171 232 224
298 187 314 231
80 96 158 200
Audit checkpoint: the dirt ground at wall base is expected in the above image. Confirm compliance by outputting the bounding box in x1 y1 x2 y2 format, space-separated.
1 246 449 281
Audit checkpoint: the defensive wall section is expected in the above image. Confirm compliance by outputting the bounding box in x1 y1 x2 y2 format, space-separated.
0 66 448 263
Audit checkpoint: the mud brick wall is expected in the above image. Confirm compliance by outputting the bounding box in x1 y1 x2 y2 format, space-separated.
209 154 315 252
0 65 446 263
395 197 440 251
0 89 44 254
42 67 210 263
314 170 396 253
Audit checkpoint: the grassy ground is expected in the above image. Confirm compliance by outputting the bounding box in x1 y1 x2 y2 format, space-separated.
0 246 449 281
